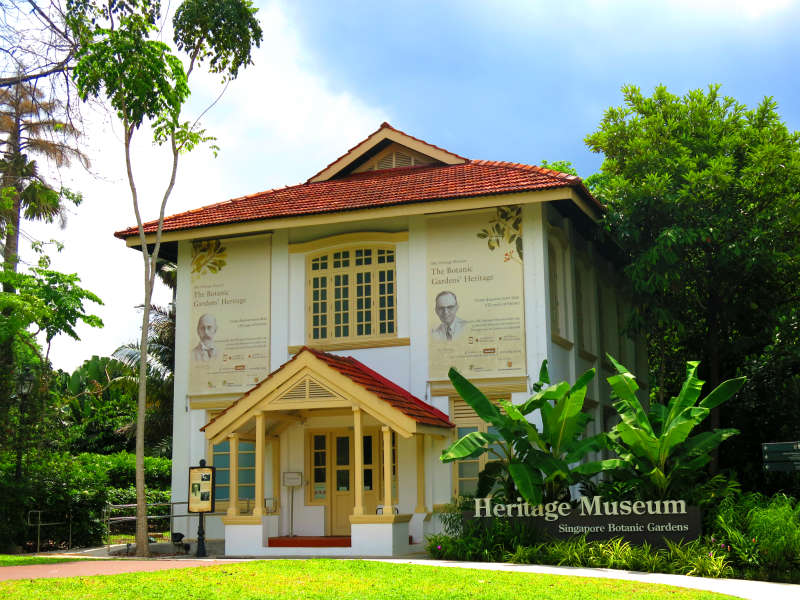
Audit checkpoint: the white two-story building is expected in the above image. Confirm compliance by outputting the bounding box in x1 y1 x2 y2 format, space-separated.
115 123 645 556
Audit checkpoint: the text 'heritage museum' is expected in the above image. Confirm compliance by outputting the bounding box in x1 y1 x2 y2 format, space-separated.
115 123 645 556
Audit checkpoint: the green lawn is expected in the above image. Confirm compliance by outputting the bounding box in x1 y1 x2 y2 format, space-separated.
0 559 739 599
0 555 86 567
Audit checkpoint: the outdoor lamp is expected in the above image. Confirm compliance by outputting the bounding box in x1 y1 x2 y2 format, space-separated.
16 368 35 397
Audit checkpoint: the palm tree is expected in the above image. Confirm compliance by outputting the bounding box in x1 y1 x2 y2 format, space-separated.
0 78 88 282
113 261 177 456
113 303 175 456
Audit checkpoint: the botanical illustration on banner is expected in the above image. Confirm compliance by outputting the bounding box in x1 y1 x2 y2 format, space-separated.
427 207 526 380
189 236 270 394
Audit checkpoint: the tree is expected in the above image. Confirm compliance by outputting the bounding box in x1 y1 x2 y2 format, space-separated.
585 85 800 422
0 78 87 280
0 2 80 88
441 361 606 505
0 246 102 480
113 301 176 456
68 0 262 555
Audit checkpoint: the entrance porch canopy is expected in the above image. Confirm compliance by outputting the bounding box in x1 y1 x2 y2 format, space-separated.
201 347 453 520
202 347 452 444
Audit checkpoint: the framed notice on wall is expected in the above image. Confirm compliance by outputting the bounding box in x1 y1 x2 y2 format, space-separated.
188 465 216 513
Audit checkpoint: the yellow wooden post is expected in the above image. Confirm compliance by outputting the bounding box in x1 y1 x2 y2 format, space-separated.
227 433 240 516
415 433 427 513
353 407 364 516
382 425 393 512
271 436 280 513
254 412 265 517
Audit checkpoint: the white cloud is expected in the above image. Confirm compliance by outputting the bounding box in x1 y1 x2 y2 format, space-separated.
24 1 388 372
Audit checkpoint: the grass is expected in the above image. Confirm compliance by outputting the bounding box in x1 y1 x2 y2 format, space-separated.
0 559 740 599
0 555 87 567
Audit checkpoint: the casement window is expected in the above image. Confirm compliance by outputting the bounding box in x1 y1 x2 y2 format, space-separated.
211 439 256 502
575 260 597 357
307 246 397 343
450 397 506 497
548 239 569 341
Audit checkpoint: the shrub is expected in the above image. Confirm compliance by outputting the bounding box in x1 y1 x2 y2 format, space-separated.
0 451 108 549
97 452 172 489
714 492 800 579
0 451 172 550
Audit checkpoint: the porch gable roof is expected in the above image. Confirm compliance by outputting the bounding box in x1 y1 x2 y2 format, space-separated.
201 347 453 442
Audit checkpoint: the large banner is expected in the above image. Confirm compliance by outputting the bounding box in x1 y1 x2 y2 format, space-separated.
427 207 526 380
189 235 270 395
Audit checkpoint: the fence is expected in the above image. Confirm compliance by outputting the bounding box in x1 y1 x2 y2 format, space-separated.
26 510 72 553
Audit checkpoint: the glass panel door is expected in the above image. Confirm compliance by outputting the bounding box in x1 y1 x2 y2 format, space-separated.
331 433 354 535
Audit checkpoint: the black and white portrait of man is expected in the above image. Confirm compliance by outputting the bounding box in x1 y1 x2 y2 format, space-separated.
192 314 218 361
432 290 468 341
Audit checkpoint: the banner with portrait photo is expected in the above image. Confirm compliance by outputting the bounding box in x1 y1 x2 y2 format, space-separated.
427 207 526 381
189 235 270 395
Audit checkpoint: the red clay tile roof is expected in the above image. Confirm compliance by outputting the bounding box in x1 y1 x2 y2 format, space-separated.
115 160 600 239
201 347 453 431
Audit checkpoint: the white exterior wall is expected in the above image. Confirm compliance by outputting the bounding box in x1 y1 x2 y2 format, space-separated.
169 197 643 554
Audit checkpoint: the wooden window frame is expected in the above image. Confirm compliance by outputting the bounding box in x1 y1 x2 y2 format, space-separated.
450 397 508 498
210 439 257 507
306 244 398 347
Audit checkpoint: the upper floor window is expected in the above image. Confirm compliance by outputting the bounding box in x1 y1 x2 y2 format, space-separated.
307 246 397 343
548 239 568 340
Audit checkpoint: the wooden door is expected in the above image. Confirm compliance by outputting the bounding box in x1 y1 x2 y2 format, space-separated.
331 433 354 535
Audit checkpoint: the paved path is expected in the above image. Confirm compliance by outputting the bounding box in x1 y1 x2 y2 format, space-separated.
2 555 799 600
0 558 240 582
376 558 800 600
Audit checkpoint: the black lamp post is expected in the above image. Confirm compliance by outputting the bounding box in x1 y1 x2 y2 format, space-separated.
14 367 35 479
16 367 35 397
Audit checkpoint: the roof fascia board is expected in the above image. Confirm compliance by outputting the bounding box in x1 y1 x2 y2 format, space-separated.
126 188 586 247
308 128 467 183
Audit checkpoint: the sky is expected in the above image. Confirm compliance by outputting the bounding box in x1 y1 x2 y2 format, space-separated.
21 0 800 372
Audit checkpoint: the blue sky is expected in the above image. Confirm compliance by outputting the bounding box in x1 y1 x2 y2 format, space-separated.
29 0 800 371
283 0 800 174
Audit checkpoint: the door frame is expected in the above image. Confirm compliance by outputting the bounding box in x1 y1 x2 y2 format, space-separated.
304 426 384 536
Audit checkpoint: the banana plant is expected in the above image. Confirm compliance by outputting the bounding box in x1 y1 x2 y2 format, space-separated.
600 355 745 498
440 361 606 505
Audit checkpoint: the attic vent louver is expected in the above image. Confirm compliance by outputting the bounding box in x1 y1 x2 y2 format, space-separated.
282 380 307 400
375 151 413 170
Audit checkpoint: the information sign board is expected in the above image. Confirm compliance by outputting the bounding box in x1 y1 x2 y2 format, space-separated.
188 465 215 513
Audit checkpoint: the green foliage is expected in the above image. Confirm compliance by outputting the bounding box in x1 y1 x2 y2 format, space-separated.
0 251 102 346
173 0 263 80
598 355 744 498
429 531 735 579
585 84 800 437
426 517 543 563
0 451 108 549
0 451 171 550
721 307 800 497
72 11 189 127
714 492 800 577
539 159 579 176
441 361 605 504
